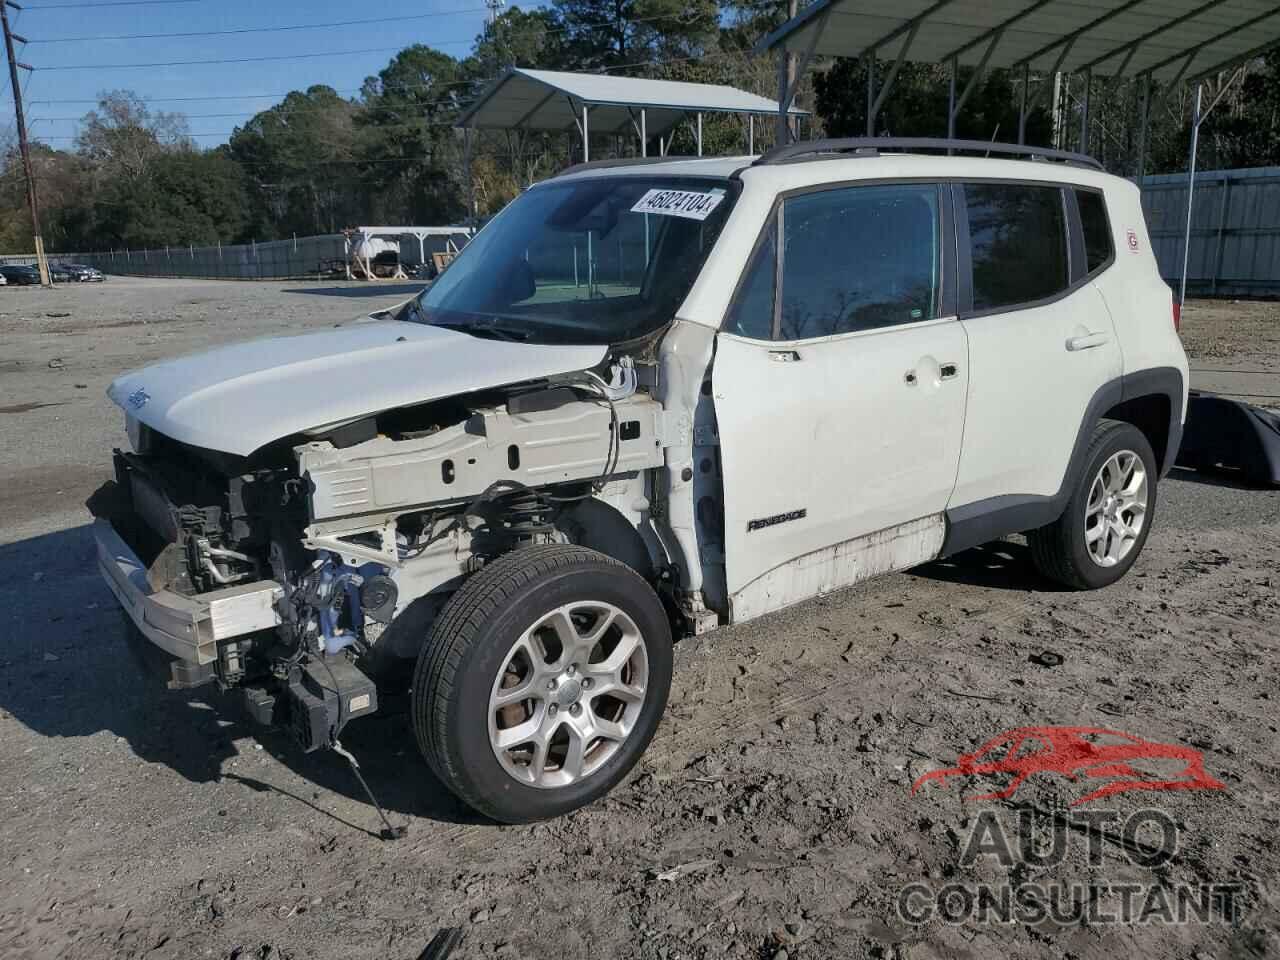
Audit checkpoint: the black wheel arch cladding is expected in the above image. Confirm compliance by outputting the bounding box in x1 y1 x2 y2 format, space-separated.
942 367 1183 557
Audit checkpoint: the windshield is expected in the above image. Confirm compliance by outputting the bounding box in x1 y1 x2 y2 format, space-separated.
408 176 737 345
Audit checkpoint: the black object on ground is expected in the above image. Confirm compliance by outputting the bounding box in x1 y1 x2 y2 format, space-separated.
1029 650 1065 668
416 928 464 960
1177 391 1280 486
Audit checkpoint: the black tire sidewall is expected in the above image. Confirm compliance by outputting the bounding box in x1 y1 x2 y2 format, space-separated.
1062 423 1159 588
440 561 672 822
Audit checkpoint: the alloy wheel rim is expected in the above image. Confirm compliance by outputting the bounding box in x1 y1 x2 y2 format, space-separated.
487 601 648 789
1085 449 1148 568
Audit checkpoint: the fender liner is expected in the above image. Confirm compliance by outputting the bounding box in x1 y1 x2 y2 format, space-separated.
941 367 1184 557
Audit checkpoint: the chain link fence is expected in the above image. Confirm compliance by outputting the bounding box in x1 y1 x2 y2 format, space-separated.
75 234 346 280
1 230 468 280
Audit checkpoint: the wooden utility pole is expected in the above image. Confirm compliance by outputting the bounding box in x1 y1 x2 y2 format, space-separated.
2 0 51 286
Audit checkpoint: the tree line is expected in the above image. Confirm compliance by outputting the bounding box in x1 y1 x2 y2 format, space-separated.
1 0 1277 254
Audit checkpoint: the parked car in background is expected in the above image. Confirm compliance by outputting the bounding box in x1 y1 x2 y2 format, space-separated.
49 263 77 283
64 263 104 282
0 264 40 285
0 271 6 286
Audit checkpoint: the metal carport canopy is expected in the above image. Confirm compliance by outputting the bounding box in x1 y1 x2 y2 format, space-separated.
457 67 808 144
757 0 1280 82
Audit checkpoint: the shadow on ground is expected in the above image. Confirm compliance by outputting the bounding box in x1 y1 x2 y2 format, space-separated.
3 524 1081 834
1167 464 1278 491
0 522 479 831
281 283 424 300
910 538 1068 592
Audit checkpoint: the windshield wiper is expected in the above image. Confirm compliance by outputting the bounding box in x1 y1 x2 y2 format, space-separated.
431 318 532 342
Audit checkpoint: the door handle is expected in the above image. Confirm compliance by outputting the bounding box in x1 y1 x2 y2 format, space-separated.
940 362 960 380
1066 332 1111 351
769 350 801 363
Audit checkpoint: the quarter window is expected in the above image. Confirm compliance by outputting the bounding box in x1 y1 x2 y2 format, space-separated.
964 183 1069 311
1075 189 1114 273
777 184 942 340
723 217 777 339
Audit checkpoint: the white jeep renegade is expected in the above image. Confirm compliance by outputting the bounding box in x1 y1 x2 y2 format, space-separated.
94 139 1187 823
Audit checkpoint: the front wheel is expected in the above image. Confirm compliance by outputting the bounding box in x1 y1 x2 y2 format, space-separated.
412 545 673 823
1029 420 1158 589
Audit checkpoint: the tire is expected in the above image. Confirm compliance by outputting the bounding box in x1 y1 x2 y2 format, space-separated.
1029 420 1158 589
412 544 673 823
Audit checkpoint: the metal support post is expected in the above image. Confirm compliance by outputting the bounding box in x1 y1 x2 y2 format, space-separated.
1018 64 1030 143
947 58 957 139
1178 82 1203 307
1135 73 1150 183
865 51 875 136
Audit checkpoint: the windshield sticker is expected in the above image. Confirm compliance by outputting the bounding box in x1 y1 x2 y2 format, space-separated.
631 188 725 221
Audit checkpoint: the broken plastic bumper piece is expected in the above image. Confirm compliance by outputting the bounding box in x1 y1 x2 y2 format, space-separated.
93 518 284 684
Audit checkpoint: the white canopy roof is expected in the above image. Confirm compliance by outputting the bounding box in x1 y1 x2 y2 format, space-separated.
457 67 808 138
354 226 472 239
757 0 1280 83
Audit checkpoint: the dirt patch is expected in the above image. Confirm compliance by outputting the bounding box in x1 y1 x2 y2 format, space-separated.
1180 299 1280 364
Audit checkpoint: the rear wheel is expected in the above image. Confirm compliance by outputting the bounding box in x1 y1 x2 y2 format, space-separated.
1029 420 1158 589
412 545 672 823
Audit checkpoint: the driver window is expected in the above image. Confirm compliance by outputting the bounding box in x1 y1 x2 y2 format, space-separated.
778 183 942 340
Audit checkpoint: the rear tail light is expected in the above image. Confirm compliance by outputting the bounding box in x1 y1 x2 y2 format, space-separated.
1172 301 1181 333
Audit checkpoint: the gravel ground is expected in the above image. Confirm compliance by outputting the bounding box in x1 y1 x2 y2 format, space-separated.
1 279 1278 960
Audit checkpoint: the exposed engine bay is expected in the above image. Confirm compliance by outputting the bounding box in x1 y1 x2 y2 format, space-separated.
92 355 713 758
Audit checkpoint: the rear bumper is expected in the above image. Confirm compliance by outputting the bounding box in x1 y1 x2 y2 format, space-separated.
94 518 285 671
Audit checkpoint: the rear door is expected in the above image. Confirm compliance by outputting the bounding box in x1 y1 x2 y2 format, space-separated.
950 181 1122 515
713 181 968 609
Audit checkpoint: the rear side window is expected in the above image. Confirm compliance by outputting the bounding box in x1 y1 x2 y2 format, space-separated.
1075 189 1114 273
723 218 777 339
964 183 1069 311
777 183 941 340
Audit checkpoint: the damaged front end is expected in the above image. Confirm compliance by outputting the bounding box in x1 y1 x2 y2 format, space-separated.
92 362 672 757
93 172 739 820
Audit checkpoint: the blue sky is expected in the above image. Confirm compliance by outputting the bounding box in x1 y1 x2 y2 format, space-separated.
3 0 515 148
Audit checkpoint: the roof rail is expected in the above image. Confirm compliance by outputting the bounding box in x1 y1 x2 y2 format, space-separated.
554 155 702 178
754 138 1104 171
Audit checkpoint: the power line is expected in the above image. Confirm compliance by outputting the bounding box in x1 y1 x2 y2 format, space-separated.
34 5 761 71
30 93 475 122
27 85 474 104
22 40 772 145
23 0 201 9
30 7 488 43
39 43 466 70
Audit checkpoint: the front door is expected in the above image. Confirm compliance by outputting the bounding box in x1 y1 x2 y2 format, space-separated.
713 181 969 617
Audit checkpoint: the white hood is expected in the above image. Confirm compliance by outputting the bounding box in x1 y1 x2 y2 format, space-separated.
108 319 607 456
